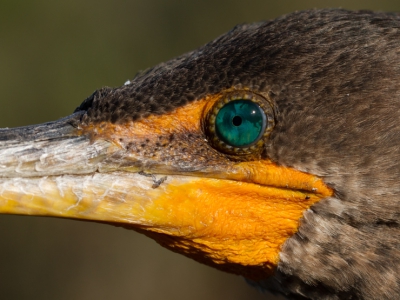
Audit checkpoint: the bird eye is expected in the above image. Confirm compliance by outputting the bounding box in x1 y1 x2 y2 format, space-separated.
215 100 266 147
205 91 275 157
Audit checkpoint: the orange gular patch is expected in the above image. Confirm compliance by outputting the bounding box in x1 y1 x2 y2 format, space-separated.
131 161 333 280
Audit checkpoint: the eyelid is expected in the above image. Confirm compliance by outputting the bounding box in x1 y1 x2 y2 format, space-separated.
204 90 275 159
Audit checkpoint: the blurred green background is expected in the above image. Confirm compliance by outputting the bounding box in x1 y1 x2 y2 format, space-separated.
0 1 399 300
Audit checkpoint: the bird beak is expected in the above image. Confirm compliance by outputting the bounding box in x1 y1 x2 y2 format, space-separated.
0 103 332 279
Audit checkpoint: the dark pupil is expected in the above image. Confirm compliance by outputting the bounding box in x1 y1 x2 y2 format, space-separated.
232 116 242 126
215 99 266 147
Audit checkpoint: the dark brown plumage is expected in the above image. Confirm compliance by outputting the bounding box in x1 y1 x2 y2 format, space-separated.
74 9 400 299
2 8 400 300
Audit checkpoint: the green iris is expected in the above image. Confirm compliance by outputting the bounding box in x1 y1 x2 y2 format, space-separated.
215 100 266 147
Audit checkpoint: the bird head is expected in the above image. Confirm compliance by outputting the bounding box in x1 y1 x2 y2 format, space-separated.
1 9 400 299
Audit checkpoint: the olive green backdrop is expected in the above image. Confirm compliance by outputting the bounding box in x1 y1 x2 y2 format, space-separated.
0 1 399 300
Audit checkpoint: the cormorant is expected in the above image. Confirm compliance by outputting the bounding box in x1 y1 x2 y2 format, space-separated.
1 9 400 299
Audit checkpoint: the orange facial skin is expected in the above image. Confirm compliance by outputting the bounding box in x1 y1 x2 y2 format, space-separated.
0 89 333 281
75 90 333 279
140 167 332 280
83 94 217 139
